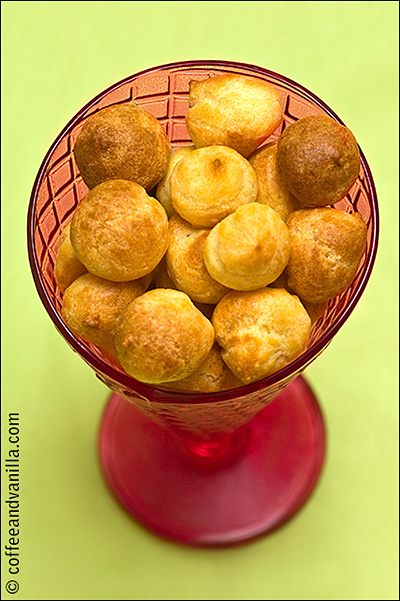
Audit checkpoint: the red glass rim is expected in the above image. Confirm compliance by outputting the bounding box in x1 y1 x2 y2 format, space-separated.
27 59 379 405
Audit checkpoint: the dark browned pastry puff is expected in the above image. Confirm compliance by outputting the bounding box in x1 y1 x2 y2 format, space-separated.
276 115 360 207
286 208 368 304
74 103 170 190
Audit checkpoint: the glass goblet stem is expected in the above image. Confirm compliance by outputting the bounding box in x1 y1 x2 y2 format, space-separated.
173 422 252 469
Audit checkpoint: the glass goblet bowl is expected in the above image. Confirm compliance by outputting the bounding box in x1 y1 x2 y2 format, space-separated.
27 60 378 547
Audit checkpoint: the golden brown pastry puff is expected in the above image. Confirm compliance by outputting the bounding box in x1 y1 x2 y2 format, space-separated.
166 214 229 304
61 273 148 361
170 145 258 227
73 103 170 190
186 73 283 157
248 142 300 222
276 115 361 207
155 145 195 217
159 343 242 393
203 203 291 290
212 288 311 384
115 288 215 384
54 223 87 293
70 180 169 282
286 208 368 304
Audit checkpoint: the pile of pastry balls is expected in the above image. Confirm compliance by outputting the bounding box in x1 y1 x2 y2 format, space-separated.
55 73 367 391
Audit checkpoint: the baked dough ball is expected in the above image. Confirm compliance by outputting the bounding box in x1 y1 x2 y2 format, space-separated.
166 214 229 304
212 288 311 384
61 273 147 360
74 103 170 190
159 344 241 393
286 208 368 304
248 142 300 221
186 73 283 157
203 203 291 290
54 224 87 293
70 180 169 282
276 115 361 207
115 288 215 384
170 145 258 227
155 145 195 217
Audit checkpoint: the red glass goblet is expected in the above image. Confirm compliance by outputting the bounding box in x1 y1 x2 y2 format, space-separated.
27 60 378 547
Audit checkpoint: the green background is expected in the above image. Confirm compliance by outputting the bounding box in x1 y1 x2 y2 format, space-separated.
1 1 398 599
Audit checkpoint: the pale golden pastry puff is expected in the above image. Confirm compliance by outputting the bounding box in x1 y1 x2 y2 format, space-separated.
70 180 169 282
286 208 368 304
166 214 230 304
54 223 87 293
61 273 148 361
269 272 328 323
170 145 258 227
212 288 311 385
276 115 361 207
155 145 195 217
73 103 170 190
186 73 283 157
115 289 215 384
159 344 242 393
248 142 300 222
203 203 291 290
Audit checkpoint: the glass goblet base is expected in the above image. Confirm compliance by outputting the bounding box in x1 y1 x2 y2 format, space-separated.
99 375 326 547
